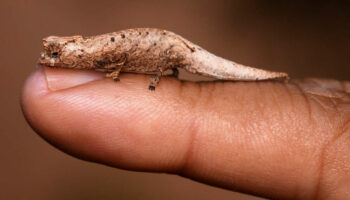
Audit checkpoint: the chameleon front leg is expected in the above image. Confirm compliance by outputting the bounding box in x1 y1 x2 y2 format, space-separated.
105 66 122 81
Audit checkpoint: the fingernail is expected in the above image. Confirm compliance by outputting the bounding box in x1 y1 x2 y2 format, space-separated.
43 67 105 91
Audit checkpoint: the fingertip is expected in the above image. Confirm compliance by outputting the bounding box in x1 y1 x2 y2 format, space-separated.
20 67 192 172
22 67 49 99
44 67 105 91
22 66 106 102
21 67 50 128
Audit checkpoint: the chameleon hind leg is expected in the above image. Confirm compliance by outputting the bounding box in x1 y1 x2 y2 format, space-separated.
148 68 178 90
149 71 163 90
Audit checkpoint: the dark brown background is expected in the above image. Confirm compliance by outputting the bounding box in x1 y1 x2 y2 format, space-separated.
1 1 349 199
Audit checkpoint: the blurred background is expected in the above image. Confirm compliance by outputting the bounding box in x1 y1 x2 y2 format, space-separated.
1 0 349 199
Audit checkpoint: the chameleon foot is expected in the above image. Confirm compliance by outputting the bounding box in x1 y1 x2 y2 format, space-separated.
149 85 156 90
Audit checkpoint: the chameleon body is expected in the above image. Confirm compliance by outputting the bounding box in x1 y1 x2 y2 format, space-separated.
38 28 289 90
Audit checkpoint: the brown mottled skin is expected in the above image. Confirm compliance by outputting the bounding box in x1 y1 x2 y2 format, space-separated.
38 28 289 89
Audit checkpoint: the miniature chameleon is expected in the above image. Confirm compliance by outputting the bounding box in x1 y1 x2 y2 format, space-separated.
38 28 289 90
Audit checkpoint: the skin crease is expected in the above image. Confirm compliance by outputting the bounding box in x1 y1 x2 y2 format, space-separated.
21 67 350 200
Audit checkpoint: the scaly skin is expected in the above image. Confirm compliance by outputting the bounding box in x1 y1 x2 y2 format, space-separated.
38 28 289 89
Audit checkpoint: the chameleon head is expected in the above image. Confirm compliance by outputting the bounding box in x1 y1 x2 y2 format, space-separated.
38 35 84 68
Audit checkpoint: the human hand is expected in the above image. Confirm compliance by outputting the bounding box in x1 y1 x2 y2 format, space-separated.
21 67 350 199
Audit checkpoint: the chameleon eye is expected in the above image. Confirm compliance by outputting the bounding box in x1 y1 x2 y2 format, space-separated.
52 52 59 57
